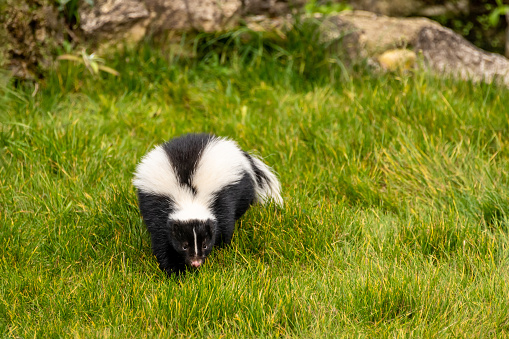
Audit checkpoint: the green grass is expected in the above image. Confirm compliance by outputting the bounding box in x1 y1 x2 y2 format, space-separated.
1 25 509 337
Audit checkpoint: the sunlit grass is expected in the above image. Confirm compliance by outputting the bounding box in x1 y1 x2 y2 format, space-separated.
1 25 509 337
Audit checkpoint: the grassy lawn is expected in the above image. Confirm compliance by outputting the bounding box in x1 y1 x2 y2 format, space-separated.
1 27 509 337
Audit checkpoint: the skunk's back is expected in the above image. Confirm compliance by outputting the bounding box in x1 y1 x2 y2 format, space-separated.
133 134 282 208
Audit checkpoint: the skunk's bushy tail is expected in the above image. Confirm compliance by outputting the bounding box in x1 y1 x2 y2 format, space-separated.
247 153 283 206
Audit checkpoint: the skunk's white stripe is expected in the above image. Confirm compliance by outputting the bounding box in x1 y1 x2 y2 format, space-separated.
193 227 198 255
169 198 215 221
132 145 182 197
132 145 214 221
192 137 254 202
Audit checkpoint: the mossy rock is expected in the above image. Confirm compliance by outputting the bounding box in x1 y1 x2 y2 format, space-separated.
0 0 70 79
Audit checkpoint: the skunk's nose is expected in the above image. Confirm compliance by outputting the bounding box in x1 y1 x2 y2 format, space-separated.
190 259 203 267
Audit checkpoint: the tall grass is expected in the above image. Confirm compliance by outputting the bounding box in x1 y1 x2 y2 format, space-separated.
1 22 509 337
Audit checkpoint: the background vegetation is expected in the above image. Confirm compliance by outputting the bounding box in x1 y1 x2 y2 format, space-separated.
2 0 509 79
1 24 509 337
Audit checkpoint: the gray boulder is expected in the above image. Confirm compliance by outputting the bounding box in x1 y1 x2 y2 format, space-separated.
79 0 305 42
329 10 509 86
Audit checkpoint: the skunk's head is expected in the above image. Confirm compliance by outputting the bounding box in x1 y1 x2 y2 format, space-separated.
168 219 216 268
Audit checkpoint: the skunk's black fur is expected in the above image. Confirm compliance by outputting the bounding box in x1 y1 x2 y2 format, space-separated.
133 133 282 276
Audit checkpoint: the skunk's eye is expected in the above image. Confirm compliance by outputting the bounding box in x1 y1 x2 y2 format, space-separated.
182 245 188 250
202 244 208 250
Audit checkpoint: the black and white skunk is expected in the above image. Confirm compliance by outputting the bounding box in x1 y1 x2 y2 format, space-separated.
133 133 282 275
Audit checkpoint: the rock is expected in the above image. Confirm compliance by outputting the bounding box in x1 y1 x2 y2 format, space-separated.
336 10 442 55
1 0 67 79
78 0 306 42
80 0 150 38
79 0 243 42
319 10 509 86
318 14 364 63
415 25 509 86
244 0 306 16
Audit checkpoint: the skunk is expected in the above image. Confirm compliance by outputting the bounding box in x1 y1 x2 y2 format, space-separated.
133 133 282 275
